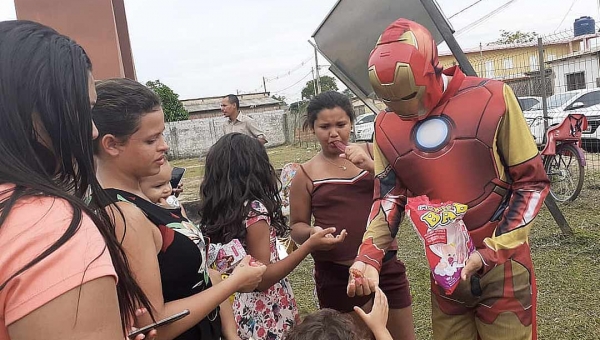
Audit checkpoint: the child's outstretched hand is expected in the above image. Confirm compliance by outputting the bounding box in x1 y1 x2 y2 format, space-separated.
306 226 347 251
230 255 266 292
353 287 392 340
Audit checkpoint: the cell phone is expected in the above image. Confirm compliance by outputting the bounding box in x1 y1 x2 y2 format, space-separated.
127 309 190 338
170 167 186 189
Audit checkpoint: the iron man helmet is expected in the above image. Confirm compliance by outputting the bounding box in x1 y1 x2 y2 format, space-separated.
368 18 444 120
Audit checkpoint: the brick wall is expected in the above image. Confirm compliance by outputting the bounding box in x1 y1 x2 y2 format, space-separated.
164 110 286 159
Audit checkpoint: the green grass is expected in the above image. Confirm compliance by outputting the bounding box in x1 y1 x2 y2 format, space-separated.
178 144 600 339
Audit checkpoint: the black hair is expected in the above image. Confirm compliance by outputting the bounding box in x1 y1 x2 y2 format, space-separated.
303 91 356 130
0 20 152 331
199 133 287 244
92 78 161 148
283 309 363 340
224 94 240 110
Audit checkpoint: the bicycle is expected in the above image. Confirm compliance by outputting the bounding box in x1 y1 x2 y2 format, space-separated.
528 114 588 202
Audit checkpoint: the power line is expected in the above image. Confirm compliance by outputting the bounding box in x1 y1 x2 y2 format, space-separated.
272 70 313 93
264 56 312 82
555 0 580 32
456 0 518 36
448 0 485 19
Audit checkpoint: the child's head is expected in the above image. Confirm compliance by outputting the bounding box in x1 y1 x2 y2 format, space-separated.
284 309 362 340
199 133 287 244
303 91 355 154
140 159 173 204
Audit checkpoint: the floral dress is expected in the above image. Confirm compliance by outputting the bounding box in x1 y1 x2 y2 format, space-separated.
233 200 300 339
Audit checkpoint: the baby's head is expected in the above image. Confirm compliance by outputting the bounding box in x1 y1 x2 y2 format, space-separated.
283 309 364 340
140 159 173 204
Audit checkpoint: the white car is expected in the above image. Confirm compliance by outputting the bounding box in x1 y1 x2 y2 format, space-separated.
518 96 541 111
523 89 600 150
353 113 375 141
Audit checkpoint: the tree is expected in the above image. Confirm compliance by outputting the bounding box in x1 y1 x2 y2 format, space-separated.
271 94 287 106
488 30 538 46
342 88 355 98
301 75 338 99
145 80 189 122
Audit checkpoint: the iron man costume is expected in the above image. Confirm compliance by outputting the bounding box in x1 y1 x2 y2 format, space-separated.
355 19 549 340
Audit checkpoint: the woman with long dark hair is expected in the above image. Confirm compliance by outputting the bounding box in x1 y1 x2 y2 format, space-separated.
0 21 152 339
93 78 266 340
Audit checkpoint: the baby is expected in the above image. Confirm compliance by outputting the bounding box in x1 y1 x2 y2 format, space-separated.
139 159 181 209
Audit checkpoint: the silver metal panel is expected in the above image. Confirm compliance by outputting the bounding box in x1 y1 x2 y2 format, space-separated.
313 0 450 100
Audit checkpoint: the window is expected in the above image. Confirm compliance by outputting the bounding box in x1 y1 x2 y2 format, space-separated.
503 58 514 70
485 61 495 79
571 91 600 109
355 105 366 116
362 114 375 123
547 54 556 61
529 55 539 71
566 72 586 91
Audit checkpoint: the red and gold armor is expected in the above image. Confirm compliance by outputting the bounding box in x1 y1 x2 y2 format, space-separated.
368 19 444 120
356 18 550 340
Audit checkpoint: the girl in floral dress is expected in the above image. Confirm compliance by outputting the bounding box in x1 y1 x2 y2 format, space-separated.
200 133 346 339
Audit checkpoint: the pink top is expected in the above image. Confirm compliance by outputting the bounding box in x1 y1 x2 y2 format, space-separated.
0 184 117 339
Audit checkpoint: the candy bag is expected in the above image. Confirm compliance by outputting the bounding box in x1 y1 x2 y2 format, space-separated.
405 195 474 295
208 238 247 274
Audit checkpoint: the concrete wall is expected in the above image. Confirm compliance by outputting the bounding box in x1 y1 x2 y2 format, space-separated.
165 110 287 159
551 54 600 93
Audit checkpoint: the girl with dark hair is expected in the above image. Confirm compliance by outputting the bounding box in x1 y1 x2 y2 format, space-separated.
0 20 152 339
93 78 265 340
200 132 345 339
289 91 416 340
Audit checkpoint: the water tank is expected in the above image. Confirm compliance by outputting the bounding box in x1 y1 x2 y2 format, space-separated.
574 16 595 37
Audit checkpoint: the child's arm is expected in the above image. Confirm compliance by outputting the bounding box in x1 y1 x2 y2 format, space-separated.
289 165 314 245
246 219 346 292
353 287 392 340
208 269 240 340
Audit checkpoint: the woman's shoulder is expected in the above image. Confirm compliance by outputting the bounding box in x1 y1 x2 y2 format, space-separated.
0 193 116 326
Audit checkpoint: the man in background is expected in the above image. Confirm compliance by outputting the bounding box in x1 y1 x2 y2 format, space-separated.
221 94 268 145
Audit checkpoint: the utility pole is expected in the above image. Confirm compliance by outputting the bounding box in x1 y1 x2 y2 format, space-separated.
311 67 317 97
314 46 321 94
308 39 321 94
262 76 267 94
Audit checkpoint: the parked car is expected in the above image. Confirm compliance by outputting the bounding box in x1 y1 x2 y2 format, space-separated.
352 112 375 141
523 89 600 151
518 96 541 111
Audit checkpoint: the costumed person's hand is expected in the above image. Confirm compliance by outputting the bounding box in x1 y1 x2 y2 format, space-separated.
461 251 483 281
231 255 266 293
347 261 379 297
128 308 157 340
354 287 390 338
340 144 374 173
307 226 347 251
172 182 184 197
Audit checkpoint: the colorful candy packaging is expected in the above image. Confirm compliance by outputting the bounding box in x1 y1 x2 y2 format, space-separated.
405 195 474 295
208 238 247 274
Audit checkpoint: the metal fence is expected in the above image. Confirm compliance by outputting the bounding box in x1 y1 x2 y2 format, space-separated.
441 27 600 193
284 102 320 149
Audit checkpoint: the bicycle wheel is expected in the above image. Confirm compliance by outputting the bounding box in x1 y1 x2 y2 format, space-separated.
544 143 585 202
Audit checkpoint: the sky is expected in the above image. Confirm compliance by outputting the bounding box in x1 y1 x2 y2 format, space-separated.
0 0 598 102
